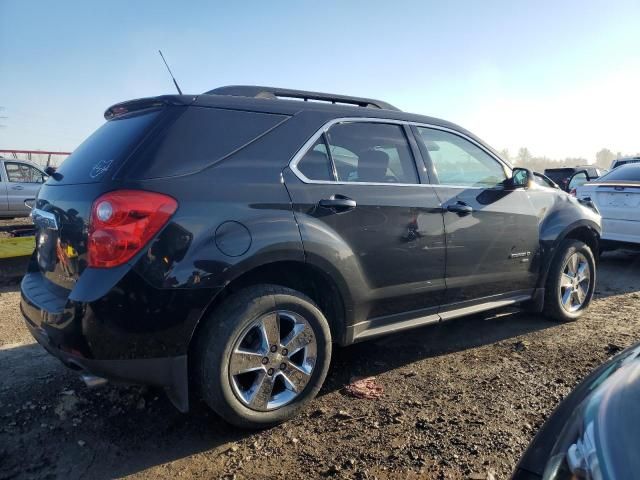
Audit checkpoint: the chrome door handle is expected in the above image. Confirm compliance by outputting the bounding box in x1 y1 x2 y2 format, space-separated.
319 195 357 212
446 201 473 215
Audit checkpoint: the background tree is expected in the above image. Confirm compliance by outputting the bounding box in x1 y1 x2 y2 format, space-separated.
595 148 616 168
516 147 532 164
498 148 510 162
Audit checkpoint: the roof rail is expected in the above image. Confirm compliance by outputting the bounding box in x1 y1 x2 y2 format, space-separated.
205 85 400 111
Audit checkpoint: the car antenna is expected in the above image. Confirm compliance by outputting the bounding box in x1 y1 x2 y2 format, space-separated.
158 50 183 95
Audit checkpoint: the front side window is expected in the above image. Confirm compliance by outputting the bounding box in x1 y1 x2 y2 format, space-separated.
326 122 419 184
5 162 45 183
417 127 506 188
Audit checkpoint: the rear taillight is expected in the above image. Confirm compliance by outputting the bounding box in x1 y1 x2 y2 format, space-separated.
88 190 178 268
570 188 577 196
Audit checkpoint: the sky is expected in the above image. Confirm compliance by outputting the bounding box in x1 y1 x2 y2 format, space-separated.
0 0 639 161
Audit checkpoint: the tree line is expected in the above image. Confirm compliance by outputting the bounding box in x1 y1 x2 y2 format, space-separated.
500 147 638 172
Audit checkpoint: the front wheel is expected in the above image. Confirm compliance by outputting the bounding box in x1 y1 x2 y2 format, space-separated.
543 239 596 322
195 284 332 429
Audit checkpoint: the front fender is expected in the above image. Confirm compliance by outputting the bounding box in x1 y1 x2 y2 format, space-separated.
536 193 601 288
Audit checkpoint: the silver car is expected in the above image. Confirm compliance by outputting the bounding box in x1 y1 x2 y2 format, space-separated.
0 157 47 218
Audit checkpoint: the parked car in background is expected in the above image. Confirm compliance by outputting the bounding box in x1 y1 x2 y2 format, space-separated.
0 157 47 218
513 342 640 479
609 156 640 170
22 85 601 428
576 163 640 251
544 166 606 192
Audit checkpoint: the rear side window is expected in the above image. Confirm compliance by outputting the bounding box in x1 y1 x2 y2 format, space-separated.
295 122 419 184
327 122 419 184
52 110 160 184
131 107 287 179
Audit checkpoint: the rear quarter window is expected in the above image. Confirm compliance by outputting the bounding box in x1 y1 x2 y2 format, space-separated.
128 107 288 179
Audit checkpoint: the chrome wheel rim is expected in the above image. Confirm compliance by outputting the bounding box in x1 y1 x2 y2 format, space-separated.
559 252 591 313
228 310 317 411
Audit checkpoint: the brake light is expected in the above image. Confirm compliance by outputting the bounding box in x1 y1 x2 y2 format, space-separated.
88 190 178 268
570 188 577 196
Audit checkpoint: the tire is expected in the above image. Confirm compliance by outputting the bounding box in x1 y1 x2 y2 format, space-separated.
195 284 332 429
542 239 596 322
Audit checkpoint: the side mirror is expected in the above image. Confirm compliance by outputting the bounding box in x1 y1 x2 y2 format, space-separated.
510 167 533 189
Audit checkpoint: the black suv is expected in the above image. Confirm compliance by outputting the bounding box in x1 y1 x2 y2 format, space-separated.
22 86 601 428
543 166 607 192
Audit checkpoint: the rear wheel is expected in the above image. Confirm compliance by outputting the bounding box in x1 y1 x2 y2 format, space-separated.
195 284 331 429
543 239 596 322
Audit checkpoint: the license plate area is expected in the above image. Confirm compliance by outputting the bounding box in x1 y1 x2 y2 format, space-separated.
600 192 640 208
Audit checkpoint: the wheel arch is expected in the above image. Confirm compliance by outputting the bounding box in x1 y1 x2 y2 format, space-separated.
537 220 600 289
188 260 351 363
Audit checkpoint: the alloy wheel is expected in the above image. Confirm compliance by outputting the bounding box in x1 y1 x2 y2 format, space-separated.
228 310 317 411
559 252 591 313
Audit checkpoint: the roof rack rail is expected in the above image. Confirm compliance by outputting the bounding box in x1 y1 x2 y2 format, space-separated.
205 85 400 111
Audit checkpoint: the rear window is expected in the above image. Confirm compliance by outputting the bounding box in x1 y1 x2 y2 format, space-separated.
597 165 640 182
128 107 287 179
51 110 160 184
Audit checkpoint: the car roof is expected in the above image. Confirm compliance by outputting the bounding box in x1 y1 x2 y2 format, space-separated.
545 165 600 171
193 90 462 130
105 86 513 168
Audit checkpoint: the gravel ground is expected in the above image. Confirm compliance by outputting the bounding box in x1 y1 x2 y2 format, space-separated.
1 250 639 480
0 217 33 238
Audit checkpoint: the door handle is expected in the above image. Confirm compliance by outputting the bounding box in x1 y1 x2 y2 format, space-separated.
446 201 473 215
11 185 24 191
319 195 357 212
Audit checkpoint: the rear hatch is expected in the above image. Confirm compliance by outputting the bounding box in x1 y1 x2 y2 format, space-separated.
33 104 165 289
582 166 640 222
32 96 289 291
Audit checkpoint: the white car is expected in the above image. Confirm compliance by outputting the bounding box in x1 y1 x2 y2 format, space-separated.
576 163 640 251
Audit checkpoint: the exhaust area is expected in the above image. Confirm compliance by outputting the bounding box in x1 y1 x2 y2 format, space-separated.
81 373 108 388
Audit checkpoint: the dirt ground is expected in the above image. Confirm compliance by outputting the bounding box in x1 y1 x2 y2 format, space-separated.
1 251 639 480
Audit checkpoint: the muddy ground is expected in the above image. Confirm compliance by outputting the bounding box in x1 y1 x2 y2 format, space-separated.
1 250 639 480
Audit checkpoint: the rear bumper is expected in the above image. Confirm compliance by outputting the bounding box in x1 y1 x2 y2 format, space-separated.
19 270 206 412
23 316 189 410
601 218 640 245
